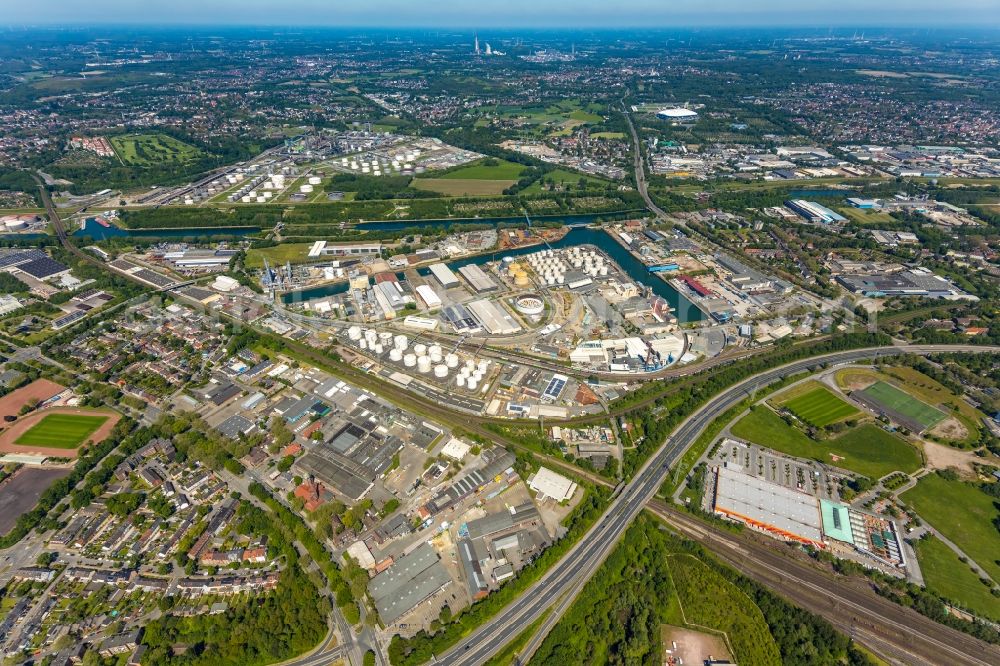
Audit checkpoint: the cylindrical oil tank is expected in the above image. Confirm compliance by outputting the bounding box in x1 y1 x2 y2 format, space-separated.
403 353 417 367
434 365 448 378
445 353 459 368
417 356 432 373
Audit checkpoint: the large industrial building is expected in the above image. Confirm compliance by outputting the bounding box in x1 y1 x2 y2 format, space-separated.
835 268 973 299
466 299 521 335
713 466 907 568
368 543 451 624
713 465 824 547
428 262 460 289
785 199 847 224
307 241 382 258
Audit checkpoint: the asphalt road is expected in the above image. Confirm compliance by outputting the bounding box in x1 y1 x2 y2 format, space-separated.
436 344 1000 666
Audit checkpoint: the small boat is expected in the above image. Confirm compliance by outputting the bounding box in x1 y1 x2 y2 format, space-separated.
95 217 111 228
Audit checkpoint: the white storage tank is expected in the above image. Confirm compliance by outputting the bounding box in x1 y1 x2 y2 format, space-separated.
467 378 478 391
359 340 368 350
414 343 427 356
403 353 417 367
465 359 476 371
417 356 432 373
434 364 448 378
300 184 314 193
428 344 443 358
308 176 322 185
445 353 459 368
348 325 362 340
365 329 378 346
373 343 384 355
393 334 409 350
379 331 393 345
389 348 403 362
456 375 467 388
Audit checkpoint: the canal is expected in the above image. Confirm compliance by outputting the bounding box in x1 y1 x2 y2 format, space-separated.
74 217 261 241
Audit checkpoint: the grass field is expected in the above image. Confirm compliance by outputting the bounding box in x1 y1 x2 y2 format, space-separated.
859 381 945 430
903 473 1000 584
669 555 782 666
521 169 610 195
731 408 921 478
836 207 898 225
590 131 626 140
110 133 205 166
245 242 320 268
14 413 109 448
411 178 515 196
914 535 1000 621
437 159 525 180
777 382 860 427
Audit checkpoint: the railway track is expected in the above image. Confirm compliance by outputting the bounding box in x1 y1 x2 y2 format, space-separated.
649 502 1000 666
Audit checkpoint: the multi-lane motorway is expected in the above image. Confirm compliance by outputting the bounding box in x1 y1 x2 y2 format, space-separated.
35 176 1000 665
437 344 1000 666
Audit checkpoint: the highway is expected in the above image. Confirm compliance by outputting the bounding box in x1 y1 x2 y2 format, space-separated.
34 176 1000 664
435 344 1000 666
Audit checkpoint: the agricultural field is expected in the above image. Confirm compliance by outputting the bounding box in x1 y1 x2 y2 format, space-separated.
731 408 921 479
110 133 205 166
903 472 1000 584
914 535 1000 621
410 179 516 196
858 381 946 431
775 382 860 427
668 555 781 666
14 413 109 448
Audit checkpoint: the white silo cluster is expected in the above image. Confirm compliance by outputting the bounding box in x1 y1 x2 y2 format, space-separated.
230 174 268 203
264 174 286 190
526 248 568 286
567 247 608 277
340 153 400 177
456 358 491 392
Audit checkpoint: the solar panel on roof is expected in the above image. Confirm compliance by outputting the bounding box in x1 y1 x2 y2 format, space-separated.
17 257 68 279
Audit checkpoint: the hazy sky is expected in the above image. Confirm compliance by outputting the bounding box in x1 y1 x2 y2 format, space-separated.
6 0 1000 28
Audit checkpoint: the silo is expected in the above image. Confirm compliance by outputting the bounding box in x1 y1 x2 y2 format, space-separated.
434 365 448 379
373 343 384 355
467 377 478 391
456 375 467 388
393 334 409 351
417 356 432 373
389 348 403 362
414 343 427 356
403 353 417 367
445 353 459 368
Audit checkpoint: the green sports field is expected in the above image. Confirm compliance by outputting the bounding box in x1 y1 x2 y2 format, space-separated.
780 384 860 427
859 381 945 430
14 413 109 449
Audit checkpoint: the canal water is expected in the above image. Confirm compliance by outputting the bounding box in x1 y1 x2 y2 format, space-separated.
74 217 261 241
354 210 641 232
283 226 704 322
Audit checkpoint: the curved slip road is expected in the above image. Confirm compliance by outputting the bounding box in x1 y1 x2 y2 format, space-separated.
437 344 1000 666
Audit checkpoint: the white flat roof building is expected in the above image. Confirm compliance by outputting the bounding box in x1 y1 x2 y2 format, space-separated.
467 299 521 335
402 315 439 331
440 438 471 461
415 284 442 309
428 262 459 289
714 465 823 546
528 466 578 502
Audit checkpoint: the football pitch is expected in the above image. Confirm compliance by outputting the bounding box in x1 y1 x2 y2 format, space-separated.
859 381 945 430
14 413 109 449
780 385 859 427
